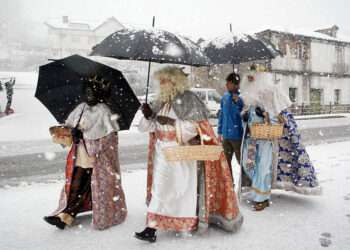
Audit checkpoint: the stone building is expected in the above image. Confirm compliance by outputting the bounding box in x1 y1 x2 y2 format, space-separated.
257 25 350 107
193 25 350 113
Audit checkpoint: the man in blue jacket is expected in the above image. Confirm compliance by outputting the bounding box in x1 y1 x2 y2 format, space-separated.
218 72 248 185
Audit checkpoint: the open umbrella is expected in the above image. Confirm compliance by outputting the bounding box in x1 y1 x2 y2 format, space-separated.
90 28 210 66
202 33 280 65
35 54 140 130
90 23 210 102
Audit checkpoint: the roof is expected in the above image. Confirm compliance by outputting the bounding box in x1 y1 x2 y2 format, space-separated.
258 28 350 45
45 17 123 31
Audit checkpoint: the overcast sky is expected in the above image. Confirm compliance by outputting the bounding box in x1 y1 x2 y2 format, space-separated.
1 0 350 40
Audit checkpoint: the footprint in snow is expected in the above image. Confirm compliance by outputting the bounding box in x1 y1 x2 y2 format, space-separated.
344 194 350 201
319 232 332 247
321 232 331 238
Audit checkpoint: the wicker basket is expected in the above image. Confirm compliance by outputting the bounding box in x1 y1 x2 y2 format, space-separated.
162 126 223 162
250 123 283 140
163 144 223 161
49 126 73 147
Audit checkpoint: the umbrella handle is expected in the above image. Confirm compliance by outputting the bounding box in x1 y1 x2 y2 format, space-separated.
145 60 152 103
145 16 155 104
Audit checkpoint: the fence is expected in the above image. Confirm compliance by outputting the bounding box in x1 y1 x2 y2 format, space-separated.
290 103 350 115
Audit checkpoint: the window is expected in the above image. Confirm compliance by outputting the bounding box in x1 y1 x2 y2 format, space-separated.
289 88 297 103
297 43 304 59
334 89 341 105
310 88 323 105
335 46 346 74
290 42 305 60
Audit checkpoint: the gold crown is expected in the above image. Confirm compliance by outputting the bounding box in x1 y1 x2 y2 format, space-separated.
249 63 267 72
88 75 111 91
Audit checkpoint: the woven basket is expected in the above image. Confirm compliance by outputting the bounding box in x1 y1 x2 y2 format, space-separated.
49 126 73 147
163 144 223 161
250 123 283 140
162 126 223 162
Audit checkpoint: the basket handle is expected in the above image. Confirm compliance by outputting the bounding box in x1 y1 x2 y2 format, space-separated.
177 123 204 146
196 125 204 145
264 112 271 124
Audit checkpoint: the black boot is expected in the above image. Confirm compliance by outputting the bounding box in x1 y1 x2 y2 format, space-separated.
134 227 157 243
43 216 66 230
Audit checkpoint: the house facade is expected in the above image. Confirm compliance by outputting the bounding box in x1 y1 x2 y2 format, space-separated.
256 26 350 108
45 16 125 58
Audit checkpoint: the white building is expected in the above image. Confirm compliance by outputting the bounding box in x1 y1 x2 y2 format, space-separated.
45 16 125 58
256 26 350 107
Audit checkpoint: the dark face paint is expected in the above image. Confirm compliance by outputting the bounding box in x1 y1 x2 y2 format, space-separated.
85 87 98 106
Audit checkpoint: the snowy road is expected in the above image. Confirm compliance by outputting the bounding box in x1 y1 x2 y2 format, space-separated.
1 121 350 187
1 141 350 250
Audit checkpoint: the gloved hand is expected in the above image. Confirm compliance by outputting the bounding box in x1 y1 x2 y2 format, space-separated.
255 106 265 118
71 127 83 144
141 103 154 119
156 115 175 126
241 111 249 122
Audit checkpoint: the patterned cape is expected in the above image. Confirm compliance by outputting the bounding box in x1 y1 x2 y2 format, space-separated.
51 133 127 230
273 110 322 195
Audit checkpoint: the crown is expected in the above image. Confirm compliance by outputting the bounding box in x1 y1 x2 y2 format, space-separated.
88 75 111 92
249 63 267 72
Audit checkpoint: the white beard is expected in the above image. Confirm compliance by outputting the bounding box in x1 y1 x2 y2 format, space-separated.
157 81 187 103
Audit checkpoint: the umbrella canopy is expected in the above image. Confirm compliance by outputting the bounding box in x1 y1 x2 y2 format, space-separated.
202 33 280 64
90 28 211 66
35 54 140 130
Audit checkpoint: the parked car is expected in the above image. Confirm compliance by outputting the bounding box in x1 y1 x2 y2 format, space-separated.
137 93 157 104
190 88 221 118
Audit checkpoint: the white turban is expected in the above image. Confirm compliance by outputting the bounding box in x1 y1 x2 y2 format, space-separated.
240 72 291 116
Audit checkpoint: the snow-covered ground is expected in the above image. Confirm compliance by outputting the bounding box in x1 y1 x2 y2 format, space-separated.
1 140 350 250
1 71 350 249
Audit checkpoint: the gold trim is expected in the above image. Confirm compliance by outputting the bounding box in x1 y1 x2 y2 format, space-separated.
57 212 74 226
251 187 271 195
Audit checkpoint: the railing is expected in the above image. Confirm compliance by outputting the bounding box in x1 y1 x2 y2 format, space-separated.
290 103 350 115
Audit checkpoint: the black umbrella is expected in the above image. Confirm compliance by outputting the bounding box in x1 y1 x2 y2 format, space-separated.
90 28 210 66
35 54 140 130
202 33 280 65
90 24 210 102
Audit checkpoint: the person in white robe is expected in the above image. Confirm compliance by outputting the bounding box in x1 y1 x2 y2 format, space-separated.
135 66 243 243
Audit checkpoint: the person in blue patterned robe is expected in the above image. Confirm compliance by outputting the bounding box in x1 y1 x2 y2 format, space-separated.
272 110 321 195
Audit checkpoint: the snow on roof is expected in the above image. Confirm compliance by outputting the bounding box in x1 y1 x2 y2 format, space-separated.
200 33 250 49
259 28 350 44
45 17 122 31
45 19 97 31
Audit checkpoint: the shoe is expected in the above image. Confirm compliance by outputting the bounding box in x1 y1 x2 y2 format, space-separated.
43 216 66 230
253 200 270 211
134 227 157 243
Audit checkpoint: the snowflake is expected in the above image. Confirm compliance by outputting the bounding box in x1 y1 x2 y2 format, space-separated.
110 114 119 121
44 152 56 161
